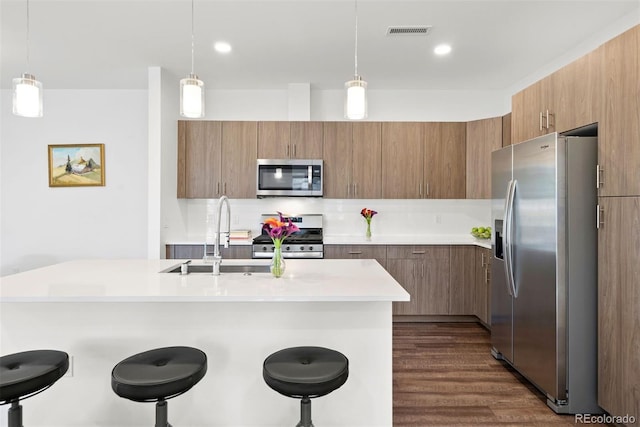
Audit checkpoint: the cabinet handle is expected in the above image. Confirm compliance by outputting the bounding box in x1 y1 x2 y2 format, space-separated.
286 145 290 157
546 110 554 129
426 183 430 197
596 204 604 229
421 262 424 278
223 182 227 194
596 165 603 189
347 183 351 197
539 111 543 131
419 183 423 197
412 250 426 255
481 252 486 267
354 183 357 198
293 144 297 157
217 182 220 195
485 268 490 284
348 251 363 255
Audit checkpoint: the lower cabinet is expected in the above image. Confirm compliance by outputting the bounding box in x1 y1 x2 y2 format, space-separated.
474 247 492 325
165 244 252 260
323 245 387 269
387 245 451 315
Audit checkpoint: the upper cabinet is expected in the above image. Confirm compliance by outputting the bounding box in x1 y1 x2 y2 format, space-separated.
466 117 502 199
425 122 466 199
381 122 466 199
177 120 257 199
511 77 555 144
502 113 512 147
600 25 640 197
323 122 382 199
258 121 323 159
382 122 424 198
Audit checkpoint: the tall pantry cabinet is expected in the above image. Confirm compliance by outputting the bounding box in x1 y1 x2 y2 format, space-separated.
596 25 640 425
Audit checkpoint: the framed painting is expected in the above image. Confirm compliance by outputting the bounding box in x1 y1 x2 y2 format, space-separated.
48 144 105 187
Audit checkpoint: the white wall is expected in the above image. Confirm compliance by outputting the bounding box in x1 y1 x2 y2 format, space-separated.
0 90 148 275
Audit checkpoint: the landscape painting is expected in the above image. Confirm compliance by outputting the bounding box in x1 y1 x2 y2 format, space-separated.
48 144 105 187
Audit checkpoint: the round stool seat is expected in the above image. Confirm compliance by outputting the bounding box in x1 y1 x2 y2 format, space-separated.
263 346 348 398
111 346 207 402
0 350 69 403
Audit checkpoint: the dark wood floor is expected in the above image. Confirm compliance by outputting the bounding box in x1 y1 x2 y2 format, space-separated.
393 322 608 426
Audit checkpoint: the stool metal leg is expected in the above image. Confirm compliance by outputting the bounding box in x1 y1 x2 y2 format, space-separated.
155 399 172 427
296 397 314 427
8 400 23 427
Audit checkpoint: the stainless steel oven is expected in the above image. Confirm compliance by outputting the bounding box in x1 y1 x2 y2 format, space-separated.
252 214 323 259
256 159 323 197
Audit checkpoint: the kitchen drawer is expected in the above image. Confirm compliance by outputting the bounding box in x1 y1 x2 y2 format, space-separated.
324 245 386 267
386 245 448 260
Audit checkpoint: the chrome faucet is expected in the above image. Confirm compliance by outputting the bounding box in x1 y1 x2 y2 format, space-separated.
212 195 231 275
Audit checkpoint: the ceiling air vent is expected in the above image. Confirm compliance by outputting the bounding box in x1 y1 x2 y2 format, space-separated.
386 26 432 36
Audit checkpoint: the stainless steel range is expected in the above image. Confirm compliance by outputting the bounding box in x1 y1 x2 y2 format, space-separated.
252 214 323 259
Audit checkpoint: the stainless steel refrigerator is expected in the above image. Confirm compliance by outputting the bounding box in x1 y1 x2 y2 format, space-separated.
491 132 602 414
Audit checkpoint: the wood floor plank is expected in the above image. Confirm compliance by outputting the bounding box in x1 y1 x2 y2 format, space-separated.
392 322 609 426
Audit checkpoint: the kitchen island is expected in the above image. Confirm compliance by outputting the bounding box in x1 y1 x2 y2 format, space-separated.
0 259 408 427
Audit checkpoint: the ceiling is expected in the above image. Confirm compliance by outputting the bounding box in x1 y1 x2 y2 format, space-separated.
1 0 639 91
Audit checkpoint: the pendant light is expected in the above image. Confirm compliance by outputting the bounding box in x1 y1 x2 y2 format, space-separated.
13 0 43 118
344 0 367 120
180 0 205 118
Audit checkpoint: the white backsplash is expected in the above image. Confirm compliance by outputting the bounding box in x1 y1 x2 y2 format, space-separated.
182 198 491 243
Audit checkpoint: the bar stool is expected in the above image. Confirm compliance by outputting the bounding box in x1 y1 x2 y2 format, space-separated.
0 349 69 427
111 346 207 427
263 346 349 427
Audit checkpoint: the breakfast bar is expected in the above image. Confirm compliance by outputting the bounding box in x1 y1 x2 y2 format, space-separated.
0 258 409 427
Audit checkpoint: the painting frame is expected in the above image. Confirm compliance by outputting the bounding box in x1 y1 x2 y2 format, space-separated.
48 143 105 187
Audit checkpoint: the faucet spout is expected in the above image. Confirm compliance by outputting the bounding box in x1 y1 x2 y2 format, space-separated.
212 195 231 275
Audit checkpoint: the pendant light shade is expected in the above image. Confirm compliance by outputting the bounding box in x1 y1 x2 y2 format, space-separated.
180 0 205 118
345 0 367 120
13 73 43 118
345 76 367 120
180 73 205 118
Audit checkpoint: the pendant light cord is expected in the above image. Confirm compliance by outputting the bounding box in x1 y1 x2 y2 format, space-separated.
26 0 31 72
354 0 358 77
190 0 195 74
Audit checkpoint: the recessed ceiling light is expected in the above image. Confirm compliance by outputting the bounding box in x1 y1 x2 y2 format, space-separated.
214 42 232 54
434 44 452 55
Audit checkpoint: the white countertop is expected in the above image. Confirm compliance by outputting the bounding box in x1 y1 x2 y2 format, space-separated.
0 259 410 303
166 235 492 249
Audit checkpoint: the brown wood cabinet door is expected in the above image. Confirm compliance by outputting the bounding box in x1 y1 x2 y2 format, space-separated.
449 246 476 315
389 259 422 315
600 25 640 197
221 121 257 198
352 122 382 199
512 79 552 144
257 121 290 159
466 117 502 199
290 122 323 159
553 46 603 134
597 197 640 419
322 122 352 198
502 113 512 147
382 123 423 198
178 120 221 198
474 247 491 325
438 122 466 199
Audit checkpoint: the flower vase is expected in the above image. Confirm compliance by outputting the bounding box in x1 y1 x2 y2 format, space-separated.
270 245 286 278
365 220 372 240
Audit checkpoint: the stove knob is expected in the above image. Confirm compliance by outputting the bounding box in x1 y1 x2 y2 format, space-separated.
270 246 274 251
300 246 304 250
286 246 290 251
262 246 267 251
309 246 313 251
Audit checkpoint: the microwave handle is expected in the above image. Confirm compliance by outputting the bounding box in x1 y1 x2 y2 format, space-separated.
308 166 312 186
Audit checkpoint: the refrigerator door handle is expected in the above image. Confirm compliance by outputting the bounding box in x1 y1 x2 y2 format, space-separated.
502 180 514 297
504 179 518 298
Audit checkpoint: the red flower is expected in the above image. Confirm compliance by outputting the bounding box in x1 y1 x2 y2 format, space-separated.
360 208 378 221
262 212 299 244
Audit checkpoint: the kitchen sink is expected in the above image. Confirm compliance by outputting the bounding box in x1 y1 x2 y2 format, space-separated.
161 263 271 274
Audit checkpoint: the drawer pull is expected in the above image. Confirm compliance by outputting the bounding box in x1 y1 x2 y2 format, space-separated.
348 251 363 255
412 251 426 254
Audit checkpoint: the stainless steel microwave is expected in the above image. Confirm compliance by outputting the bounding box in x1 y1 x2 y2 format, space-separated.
256 159 323 197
